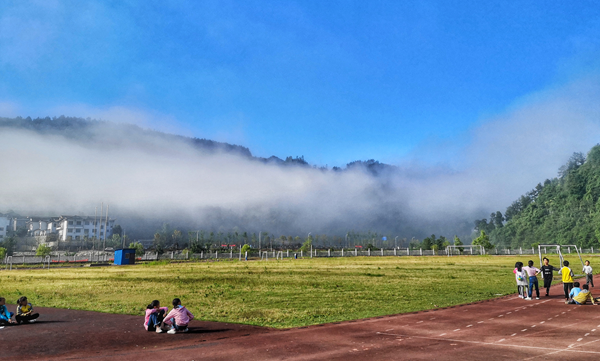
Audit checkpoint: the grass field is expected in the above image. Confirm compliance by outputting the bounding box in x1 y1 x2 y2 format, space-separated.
0 255 592 328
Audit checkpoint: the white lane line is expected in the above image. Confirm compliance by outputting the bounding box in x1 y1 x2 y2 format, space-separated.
531 325 536 328
489 318 494 320
416 321 423 324
453 329 460 332
466 325 472 328
439 333 446 336
506 312 512 314
577 338 583 342
376 332 600 355
511 333 517 336
477 321 484 324
585 333 590 336
540 321 545 324
497 339 505 342
593 329 597 332
548 318 552 320
522 329 527 332
385 329 394 331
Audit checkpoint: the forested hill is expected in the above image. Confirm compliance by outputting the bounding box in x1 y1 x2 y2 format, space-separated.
0 116 395 174
0 116 253 158
476 145 600 249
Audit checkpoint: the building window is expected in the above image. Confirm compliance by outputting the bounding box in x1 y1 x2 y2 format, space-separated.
0 235 3 239
0 227 3 231
75 229 81 233
100 232 104 236
76 221 82 225
68 228 73 233
84 229 89 233
68 221 73 225
85 221 90 225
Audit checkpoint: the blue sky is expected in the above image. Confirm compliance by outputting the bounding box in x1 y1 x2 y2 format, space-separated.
1 1 599 167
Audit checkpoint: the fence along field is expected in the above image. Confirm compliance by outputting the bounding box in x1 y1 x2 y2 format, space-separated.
1 255 593 328
1 244 594 267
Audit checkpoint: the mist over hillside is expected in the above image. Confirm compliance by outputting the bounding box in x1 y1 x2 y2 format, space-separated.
0 116 477 239
2 79 600 242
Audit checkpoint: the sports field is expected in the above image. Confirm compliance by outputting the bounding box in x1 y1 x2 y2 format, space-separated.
0 255 589 328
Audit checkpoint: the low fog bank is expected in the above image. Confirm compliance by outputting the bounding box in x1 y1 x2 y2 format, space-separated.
1 77 600 240
0 125 476 239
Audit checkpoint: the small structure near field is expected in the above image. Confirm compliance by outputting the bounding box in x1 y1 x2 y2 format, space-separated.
114 248 136 265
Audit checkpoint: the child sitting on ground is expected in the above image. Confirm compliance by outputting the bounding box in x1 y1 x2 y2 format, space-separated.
15 296 39 324
570 284 597 305
164 298 194 334
144 300 168 333
567 282 581 304
0 297 16 326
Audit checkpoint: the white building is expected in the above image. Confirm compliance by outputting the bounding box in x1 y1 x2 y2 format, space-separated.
54 215 115 241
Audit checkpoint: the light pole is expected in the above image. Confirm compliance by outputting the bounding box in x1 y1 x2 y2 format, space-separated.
308 232 312 257
345 233 348 249
395 236 398 249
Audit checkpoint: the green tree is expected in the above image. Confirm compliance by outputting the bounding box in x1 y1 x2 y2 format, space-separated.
36 244 52 257
241 244 251 254
300 236 312 252
453 235 464 253
0 247 6 260
422 236 433 250
472 230 493 251
0 236 18 256
129 242 145 257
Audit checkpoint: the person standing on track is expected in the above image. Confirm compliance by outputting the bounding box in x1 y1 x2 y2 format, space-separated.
583 260 594 288
523 260 541 300
515 262 529 299
559 260 575 301
540 257 559 297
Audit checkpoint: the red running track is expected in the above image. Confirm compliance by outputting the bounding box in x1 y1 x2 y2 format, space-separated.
2 283 600 360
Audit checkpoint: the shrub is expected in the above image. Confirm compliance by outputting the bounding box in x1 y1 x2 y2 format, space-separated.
241 244 251 254
36 244 52 257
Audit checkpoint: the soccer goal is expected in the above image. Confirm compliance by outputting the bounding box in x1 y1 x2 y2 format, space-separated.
537 244 584 269
446 245 484 256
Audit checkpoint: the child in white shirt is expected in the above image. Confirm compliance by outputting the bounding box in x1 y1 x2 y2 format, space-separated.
583 260 594 288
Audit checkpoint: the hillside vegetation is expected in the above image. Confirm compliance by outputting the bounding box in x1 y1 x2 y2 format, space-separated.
479 144 600 249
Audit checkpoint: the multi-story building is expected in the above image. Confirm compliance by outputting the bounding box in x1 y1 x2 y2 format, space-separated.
54 215 115 241
19 215 115 242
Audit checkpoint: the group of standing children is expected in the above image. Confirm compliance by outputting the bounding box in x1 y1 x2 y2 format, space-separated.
0 296 40 327
514 257 597 303
144 298 194 334
515 260 542 300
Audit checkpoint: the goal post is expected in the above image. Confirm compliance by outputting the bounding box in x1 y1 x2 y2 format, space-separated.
445 245 484 256
538 244 584 270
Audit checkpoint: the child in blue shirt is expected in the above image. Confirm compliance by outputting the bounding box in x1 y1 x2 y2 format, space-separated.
568 282 582 303
0 297 16 326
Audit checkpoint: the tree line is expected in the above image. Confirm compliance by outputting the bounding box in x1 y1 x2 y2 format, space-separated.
476 146 600 249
